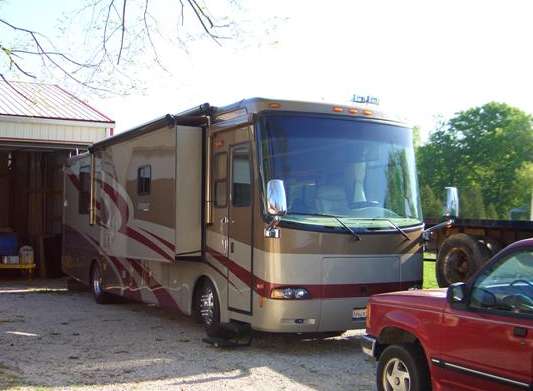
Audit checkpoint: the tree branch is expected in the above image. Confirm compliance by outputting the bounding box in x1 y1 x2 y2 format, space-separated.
117 0 127 64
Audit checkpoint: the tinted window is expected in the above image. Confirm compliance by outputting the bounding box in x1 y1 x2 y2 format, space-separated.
137 165 151 195
232 146 251 207
214 153 227 207
470 249 533 316
79 165 90 215
258 114 421 229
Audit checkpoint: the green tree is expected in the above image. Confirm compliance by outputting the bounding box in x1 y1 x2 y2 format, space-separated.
486 204 499 220
417 102 533 220
460 184 486 219
420 184 441 218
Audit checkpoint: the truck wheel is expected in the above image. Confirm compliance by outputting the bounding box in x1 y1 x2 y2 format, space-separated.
91 262 112 304
377 344 430 391
436 233 489 287
198 279 227 338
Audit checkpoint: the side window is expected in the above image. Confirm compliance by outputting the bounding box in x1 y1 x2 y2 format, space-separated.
79 165 90 215
232 146 251 207
137 165 151 196
214 153 227 207
470 250 533 316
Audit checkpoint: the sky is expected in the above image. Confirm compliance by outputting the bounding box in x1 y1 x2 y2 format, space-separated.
2 0 533 142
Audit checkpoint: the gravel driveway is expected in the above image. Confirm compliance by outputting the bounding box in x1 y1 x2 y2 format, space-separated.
0 279 376 391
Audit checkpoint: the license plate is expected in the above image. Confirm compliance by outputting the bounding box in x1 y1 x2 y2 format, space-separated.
352 308 367 320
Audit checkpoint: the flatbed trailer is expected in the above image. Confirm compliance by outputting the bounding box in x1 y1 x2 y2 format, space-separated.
425 217 533 287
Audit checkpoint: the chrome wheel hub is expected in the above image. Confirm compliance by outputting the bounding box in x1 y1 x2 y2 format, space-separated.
93 268 102 295
383 358 411 391
200 287 215 326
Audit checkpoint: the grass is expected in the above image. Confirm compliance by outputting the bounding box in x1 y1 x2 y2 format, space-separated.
423 260 438 289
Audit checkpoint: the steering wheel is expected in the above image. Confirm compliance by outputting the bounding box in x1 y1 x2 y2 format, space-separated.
349 201 379 209
502 294 533 312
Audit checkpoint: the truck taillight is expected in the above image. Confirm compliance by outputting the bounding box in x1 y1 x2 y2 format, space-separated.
365 303 371 329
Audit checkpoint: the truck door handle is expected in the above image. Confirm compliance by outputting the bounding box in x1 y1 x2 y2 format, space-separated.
513 327 528 338
220 216 229 224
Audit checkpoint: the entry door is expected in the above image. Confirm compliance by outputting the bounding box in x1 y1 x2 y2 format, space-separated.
227 143 253 313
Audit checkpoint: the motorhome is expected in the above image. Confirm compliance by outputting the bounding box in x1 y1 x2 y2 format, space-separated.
62 98 423 338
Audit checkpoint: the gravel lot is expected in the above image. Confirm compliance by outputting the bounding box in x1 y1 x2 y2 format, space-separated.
0 278 376 391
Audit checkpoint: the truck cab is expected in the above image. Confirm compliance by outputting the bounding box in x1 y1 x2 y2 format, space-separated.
362 238 533 391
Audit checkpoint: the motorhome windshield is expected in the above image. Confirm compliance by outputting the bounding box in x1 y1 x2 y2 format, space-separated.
258 113 422 230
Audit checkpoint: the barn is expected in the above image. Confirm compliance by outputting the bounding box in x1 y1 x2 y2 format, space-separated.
0 81 114 277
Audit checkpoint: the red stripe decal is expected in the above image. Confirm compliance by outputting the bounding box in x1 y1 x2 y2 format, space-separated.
139 227 175 252
127 258 181 311
207 247 421 299
66 173 81 191
108 256 142 302
124 227 174 262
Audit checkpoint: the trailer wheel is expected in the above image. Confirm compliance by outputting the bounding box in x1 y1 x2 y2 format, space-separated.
91 262 112 304
482 237 502 257
436 234 489 287
198 279 227 338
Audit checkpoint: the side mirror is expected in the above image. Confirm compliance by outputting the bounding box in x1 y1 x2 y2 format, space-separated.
447 282 466 304
266 179 287 216
443 186 459 219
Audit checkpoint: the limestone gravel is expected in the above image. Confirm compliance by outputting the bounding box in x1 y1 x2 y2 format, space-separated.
0 279 376 391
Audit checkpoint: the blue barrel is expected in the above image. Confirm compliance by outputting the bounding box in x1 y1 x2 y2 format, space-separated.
0 233 18 256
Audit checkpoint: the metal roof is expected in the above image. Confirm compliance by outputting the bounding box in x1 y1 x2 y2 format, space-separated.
0 80 114 124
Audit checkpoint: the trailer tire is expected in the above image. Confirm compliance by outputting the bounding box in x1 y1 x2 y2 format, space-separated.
90 262 112 304
436 233 489 287
198 279 227 338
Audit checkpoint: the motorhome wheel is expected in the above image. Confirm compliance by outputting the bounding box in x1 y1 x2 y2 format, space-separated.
91 262 112 304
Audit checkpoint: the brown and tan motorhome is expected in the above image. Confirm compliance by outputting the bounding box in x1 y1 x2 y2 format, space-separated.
62 98 424 338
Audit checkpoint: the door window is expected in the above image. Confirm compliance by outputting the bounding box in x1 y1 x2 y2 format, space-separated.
231 146 251 207
470 249 533 316
214 152 228 207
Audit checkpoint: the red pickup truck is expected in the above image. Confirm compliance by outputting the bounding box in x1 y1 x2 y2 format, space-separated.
362 238 533 391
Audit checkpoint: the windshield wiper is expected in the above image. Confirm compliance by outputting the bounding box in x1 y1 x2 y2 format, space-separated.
381 218 410 241
288 212 361 241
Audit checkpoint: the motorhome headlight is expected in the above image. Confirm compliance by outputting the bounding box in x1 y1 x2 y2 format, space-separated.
270 287 311 300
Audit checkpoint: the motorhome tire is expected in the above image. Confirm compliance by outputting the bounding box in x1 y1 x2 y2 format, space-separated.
436 234 488 287
91 262 112 304
199 279 226 338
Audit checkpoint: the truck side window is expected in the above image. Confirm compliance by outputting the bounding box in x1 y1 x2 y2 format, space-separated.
137 165 151 195
232 146 251 207
470 250 533 316
79 165 91 215
214 152 227 207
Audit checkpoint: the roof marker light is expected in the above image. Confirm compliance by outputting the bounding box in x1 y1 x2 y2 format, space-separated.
269 103 281 109
348 108 359 114
363 109 373 116
332 106 344 113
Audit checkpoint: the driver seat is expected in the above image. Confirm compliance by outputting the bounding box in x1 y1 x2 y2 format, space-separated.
315 185 349 215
